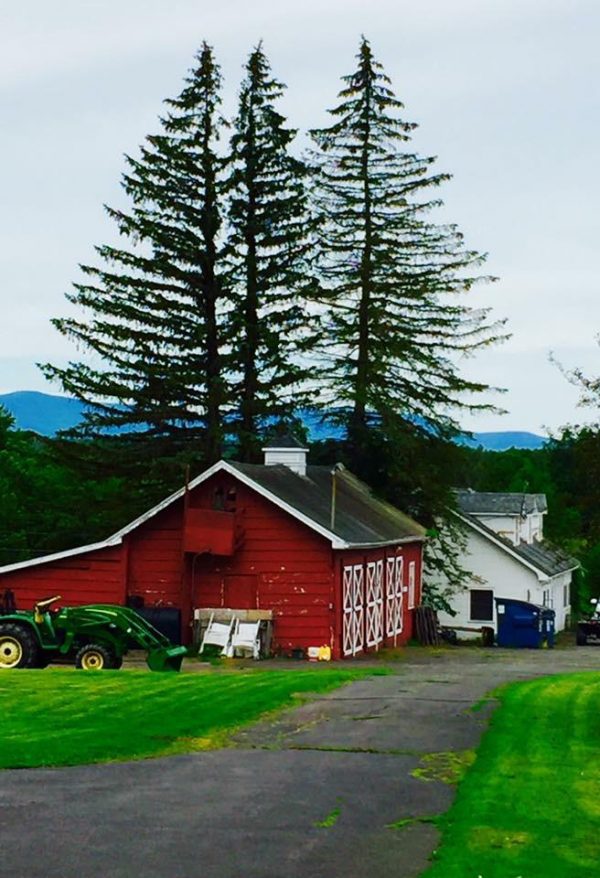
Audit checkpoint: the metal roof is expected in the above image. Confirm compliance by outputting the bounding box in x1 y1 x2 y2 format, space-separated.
456 490 548 516
456 510 578 578
0 459 425 576
510 538 578 577
229 462 426 546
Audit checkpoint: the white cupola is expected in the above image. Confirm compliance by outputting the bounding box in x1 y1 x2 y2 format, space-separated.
262 435 309 476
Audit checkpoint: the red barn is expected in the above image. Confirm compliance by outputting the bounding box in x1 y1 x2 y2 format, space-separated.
0 438 425 659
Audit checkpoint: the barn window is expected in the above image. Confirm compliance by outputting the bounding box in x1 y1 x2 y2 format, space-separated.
408 562 416 609
225 487 237 512
212 487 225 510
470 589 493 621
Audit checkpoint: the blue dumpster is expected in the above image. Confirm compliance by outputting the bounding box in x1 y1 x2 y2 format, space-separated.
495 597 555 648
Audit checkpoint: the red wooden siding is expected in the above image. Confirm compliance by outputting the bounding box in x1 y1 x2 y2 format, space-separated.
0 466 424 658
0 546 123 609
187 475 335 654
127 500 185 609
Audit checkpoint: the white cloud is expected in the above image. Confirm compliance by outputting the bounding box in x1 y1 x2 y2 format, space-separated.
1 0 599 432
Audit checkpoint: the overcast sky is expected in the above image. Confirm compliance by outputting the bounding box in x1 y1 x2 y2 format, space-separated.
1 0 598 434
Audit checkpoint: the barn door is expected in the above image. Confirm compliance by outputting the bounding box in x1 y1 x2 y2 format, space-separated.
385 556 404 644
342 564 365 656
366 560 384 648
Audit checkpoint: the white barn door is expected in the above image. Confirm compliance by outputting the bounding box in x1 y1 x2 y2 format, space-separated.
343 564 365 656
385 556 404 644
366 560 384 648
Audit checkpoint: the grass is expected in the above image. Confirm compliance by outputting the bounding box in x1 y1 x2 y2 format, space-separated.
314 804 341 828
421 672 600 878
0 666 376 769
412 750 475 785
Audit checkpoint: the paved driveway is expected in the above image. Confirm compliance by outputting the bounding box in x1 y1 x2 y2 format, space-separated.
1 647 599 878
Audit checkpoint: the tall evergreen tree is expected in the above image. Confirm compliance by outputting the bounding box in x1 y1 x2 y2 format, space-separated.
225 44 316 461
309 37 506 463
43 42 228 464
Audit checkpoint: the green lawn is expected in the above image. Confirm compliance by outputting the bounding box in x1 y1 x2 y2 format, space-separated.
0 666 373 769
422 672 600 878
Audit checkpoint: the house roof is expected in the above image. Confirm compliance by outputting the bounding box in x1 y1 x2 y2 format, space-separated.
512 538 578 577
455 510 578 579
0 459 425 576
456 490 548 516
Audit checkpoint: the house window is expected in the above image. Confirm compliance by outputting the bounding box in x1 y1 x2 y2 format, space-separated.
470 589 493 622
542 589 553 608
408 562 416 609
563 583 570 607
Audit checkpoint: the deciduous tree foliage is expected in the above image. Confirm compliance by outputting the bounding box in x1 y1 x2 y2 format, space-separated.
0 408 141 567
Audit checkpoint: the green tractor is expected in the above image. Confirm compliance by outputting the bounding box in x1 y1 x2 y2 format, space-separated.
0 592 188 672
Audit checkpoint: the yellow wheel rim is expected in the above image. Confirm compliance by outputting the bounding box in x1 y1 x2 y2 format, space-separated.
0 636 23 669
81 650 105 670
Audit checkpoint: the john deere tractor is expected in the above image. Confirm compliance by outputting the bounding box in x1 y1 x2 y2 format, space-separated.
0 592 187 671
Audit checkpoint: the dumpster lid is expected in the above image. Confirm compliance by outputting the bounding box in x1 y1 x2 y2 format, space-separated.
494 597 546 612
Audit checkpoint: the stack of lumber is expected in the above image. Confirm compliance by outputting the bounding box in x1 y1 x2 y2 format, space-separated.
414 606 441 646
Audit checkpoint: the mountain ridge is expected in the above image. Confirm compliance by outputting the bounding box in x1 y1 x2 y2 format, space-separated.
0 390 547 451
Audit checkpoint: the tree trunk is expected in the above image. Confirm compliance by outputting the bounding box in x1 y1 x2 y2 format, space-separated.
239 110 259 462
350 78 373 460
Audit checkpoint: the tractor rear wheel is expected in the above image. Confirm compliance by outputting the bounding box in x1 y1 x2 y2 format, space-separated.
0 623 40 669
75 643 118 670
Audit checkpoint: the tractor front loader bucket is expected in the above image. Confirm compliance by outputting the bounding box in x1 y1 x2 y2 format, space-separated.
146 645 188 672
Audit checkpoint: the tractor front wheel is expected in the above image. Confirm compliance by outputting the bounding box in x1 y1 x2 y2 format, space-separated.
0 623 40 669
75 644 118 671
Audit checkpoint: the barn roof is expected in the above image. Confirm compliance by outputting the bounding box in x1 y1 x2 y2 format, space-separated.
0 459 425 575
454 510 578 579
229 462 425 546
456 490 548 516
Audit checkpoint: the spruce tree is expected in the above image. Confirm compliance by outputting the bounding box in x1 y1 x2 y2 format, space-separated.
309 37 506 463
225 44 316 461
43 42 228 465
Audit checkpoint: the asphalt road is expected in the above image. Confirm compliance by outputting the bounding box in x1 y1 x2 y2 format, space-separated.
2 647 599 878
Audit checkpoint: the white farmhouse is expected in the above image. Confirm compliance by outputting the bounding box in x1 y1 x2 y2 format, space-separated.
435 491 578 634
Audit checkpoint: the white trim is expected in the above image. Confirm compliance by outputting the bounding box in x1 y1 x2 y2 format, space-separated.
219 463 348 547
0 459 425 577
0 538 123 574
261 445 309 452
339 536 425 549
408 561 416 610
453 510 579 581
109 460 227 542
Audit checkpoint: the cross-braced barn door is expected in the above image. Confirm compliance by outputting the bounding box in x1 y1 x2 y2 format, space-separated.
385 556 404 643
343 564 365 656
366 560 384 648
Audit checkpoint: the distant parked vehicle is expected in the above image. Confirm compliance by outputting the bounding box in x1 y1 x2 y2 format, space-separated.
575 598 600 646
